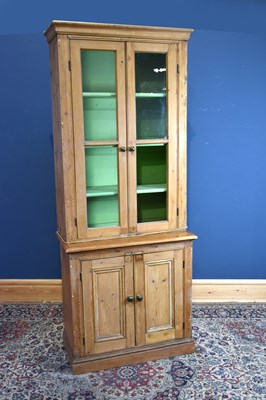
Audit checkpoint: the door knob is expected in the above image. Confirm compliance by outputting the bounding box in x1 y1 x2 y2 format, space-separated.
136 294 143 302
129 146 136 152
127 295 134 302
120 146 127 152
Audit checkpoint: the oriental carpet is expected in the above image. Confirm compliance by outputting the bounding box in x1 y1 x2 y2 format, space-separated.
0 303 265 399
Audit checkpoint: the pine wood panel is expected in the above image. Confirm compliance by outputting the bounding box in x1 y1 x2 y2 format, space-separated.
71 338 195 374
59 230 198 253
45 21 193 44
183 242 193 338
82 255 135 355
135 250 184 346
177 41 188 229
49 35 77 241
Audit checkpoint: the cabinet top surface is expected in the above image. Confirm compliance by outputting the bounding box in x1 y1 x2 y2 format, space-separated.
44 20 193 43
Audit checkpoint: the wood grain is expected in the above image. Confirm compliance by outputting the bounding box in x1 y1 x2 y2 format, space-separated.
44 21 193 44
0 279 62 303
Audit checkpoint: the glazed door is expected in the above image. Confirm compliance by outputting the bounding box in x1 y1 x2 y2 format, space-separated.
81 255 135 355
70 40 128 239
127 42 178 234
134 250 184 345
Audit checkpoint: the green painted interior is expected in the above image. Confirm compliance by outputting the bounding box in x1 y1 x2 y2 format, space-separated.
135 52 167 140
137 193 167 223
136 97 167 139
83 97 117 141
87 196 119 227
137 145 167 222
81 50 117 141
85 146 119 228
81 51 168 228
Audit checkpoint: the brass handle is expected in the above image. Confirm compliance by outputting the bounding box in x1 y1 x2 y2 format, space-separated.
120 146 127 152
136 294 143 302
129 146 136 152
127 295 134 302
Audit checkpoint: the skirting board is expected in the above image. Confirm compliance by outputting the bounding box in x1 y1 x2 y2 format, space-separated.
0 279 265 303
0 280 62 303
192 279 266 303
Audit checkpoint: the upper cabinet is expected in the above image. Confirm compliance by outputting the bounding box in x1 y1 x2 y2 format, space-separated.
45 21 193 242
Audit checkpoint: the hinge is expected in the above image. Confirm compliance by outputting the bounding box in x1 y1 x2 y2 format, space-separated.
183 322 185 330
83 337 85 346
177 64 179 74
68 60 71 71
177 208 179 217
74 217 77 227
80 272 82 282
183 260 185 269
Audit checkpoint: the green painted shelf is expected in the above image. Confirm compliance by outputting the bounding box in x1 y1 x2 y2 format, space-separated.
82 92 166 98
83 92 116 98
86 184 166 198
136 92 166 98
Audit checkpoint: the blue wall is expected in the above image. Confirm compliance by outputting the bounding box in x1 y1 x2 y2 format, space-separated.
0 0 266 279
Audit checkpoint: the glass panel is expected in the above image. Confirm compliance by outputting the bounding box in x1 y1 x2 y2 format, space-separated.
137 145 167 223
85 146 119 227
135 53 167 139
81 50 117 141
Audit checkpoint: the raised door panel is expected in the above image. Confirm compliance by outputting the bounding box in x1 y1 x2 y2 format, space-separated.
70 40 128 240
82 256 134 355
134 249 184 346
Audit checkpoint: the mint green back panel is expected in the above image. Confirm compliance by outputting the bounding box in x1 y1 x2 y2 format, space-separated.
137 145 167 223
81 50 119 228
85 146 119 228
81 50 117 141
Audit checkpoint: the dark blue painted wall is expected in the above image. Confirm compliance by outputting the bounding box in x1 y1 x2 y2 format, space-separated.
0 0 265 279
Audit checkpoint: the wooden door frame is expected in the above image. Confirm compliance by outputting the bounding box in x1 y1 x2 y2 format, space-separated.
70 40 128 239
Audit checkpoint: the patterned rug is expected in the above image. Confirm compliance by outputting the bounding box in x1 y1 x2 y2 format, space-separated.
0 303 265 399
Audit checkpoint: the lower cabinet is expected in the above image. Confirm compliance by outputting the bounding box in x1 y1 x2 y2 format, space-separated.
61 241 194 374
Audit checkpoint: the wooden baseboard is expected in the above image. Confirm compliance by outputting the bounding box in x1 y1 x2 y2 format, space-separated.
0 280 62 302
192 279 266 303
0 279 265 303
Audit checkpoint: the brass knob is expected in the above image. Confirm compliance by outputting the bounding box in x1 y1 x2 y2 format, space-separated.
129 146 136 152
136 294 143 302
127 295 134 302
120 146 127 152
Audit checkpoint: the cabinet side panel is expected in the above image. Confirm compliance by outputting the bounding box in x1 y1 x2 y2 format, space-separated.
177 41 188 229
49 35 77 241
184 242 193 337
60 247 74 356
49 37 66 239
61 249 84 359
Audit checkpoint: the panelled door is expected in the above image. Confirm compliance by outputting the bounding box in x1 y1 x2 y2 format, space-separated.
81 255 135 355
81 249 184 355
134 249 184 346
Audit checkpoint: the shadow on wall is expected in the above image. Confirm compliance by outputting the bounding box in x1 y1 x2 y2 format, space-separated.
0 33 60 278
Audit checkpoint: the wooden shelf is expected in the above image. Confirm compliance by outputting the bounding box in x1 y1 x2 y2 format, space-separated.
83 92 116 98
86 186 118 197
86 184 166 197
82 92 165 98
136 93 166 98
137 183 166 194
